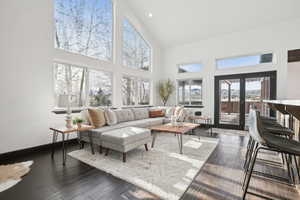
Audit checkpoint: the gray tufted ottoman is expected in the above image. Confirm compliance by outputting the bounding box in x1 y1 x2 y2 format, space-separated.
101 127 152 162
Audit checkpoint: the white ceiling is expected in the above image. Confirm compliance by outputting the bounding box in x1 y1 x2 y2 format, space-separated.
126 0 300 48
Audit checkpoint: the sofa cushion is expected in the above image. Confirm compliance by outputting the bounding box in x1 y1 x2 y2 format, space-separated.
174 106 184 116
101 127 151 145
88 108 106 128
131 108 149 120
114 109 135 123
104 109 118 126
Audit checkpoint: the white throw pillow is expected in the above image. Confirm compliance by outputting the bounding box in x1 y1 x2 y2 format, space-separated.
165 107 175 118
104 109 118 125
177 109 187 122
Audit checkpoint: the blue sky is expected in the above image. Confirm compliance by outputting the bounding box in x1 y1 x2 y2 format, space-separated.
217 55 261 69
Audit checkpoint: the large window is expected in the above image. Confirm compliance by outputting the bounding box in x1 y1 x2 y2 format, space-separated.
216 53 273 69
178 79 202 105
122 19 151 71
54 63 112 108
122 76 150 106
54 0 113 61
178 63 203 73
88 69 112 106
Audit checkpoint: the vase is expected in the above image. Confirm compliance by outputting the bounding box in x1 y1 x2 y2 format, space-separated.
77 123 82 129
65 115 73 128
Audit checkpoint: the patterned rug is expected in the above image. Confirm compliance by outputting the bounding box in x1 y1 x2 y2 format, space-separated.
69 134 219 200
0 161 33 193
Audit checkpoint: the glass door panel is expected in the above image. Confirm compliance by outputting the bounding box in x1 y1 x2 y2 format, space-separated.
245 77 270 127
219 79 240 126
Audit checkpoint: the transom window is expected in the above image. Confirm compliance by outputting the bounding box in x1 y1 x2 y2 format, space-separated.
178 63 203 73
54 0 113 61
54 63 112 108
122 19 151 71
178 79 202 105
122 76 150 106
216 53 273 69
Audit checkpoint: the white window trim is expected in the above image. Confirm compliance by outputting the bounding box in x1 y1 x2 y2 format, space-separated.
121 17 153 73
53 62 114 110
176 78 203 106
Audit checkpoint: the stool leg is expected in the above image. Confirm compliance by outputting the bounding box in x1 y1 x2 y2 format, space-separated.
105 148 109 156
144 144 148 151
123 153 126 162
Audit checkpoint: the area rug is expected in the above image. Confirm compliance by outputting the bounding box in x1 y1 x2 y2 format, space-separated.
69 134 219 200
0 161 33 192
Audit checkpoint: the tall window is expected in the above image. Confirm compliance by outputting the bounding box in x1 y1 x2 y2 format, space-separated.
54 63 112 108
88 69 112 106
178 63 203 73
122 19 151 71
178 80 202 105
122 76 150 106
54 0 113 61
216 53 273 69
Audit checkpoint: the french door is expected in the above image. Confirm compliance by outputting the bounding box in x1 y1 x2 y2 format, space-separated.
214 71 276 130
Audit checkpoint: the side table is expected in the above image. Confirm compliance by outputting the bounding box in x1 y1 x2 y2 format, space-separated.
50 125 95 165
189 116 213 136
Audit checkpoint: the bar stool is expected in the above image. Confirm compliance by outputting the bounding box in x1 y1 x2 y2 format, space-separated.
242 110 300 199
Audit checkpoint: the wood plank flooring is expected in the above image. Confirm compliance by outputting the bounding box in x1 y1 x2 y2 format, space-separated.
0 129 299 200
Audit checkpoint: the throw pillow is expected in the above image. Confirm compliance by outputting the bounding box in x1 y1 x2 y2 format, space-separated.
177 108 187 122
165 107 175 118
149 110 165 118
174 106 184 117
88 108 106 128
104 109 118 126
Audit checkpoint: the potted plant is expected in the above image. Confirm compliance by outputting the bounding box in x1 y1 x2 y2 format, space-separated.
158 79 175 106
73 118 84 128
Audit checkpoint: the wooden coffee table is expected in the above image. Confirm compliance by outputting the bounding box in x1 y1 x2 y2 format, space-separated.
150 123 200 154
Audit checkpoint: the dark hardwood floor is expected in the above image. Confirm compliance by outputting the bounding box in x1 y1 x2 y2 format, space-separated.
0 129 299 200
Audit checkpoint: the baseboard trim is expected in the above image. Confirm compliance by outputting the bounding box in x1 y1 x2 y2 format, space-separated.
0 139 78 162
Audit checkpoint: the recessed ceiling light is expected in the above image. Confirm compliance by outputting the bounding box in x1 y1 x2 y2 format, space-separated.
147 13 153 18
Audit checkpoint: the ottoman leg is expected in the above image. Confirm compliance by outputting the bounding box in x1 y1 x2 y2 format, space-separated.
144 144 148 151
105 148 109 156
123 153 126 162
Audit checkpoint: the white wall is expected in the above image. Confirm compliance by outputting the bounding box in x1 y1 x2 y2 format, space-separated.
162 19 300 121
0 0 162 154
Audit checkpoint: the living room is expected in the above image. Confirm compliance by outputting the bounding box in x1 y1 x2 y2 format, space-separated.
1 0 300 199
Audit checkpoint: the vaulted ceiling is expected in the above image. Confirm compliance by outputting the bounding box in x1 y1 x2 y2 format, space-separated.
126 0 300 48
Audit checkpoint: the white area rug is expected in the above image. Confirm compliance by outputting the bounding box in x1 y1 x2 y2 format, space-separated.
0 161 33 193
69 134 218 200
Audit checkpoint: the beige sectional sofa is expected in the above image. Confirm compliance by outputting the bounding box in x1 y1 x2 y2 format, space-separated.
80 108 168 147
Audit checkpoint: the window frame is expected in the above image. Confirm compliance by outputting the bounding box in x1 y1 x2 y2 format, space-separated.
177 62 204 74
53 61 114 110
121 74 151 107
122 18 152 72
54 0 115 62
177 78 203 106
216 52 274 70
